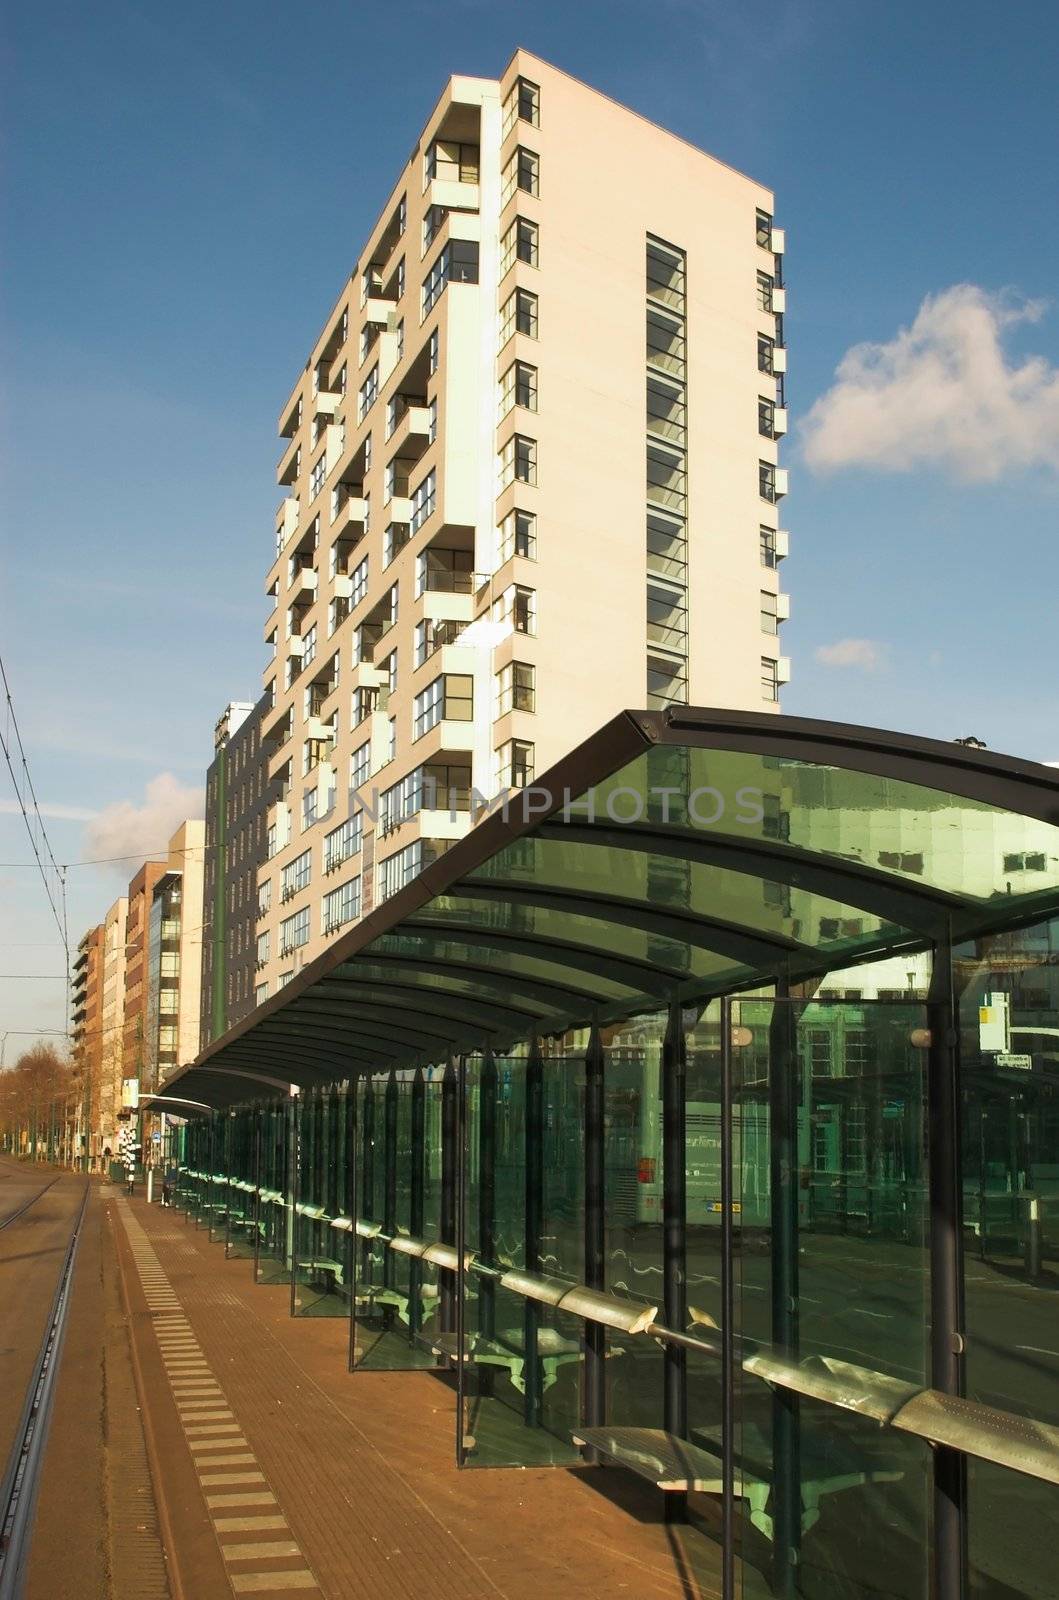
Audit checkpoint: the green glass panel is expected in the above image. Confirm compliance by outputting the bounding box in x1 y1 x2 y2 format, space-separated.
730 997 930 1600
368 931 639 1006
602 1016 666 1428
958 916 1059 1600
224 1107 258 1262
457 1047 580 1467
255 1101 294 1286
354 1070 445 1371
293 1090 349 1317
417 895 747 987
468 834 906 964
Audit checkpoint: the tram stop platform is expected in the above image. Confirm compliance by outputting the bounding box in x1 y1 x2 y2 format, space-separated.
105 1188 728 1600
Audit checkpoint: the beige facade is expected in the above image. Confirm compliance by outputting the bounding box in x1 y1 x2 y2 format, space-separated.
147 820 206 1084
70 924 104 1164
98 896 128 1155
253 51 787 1001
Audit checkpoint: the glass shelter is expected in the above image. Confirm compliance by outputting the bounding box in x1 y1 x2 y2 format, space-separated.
168 709 1059 1600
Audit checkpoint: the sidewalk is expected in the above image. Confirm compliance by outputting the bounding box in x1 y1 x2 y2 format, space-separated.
113 1195 724 1600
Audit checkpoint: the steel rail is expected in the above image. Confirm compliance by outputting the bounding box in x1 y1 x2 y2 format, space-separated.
0 1181 89 1599
0 1177 60 1234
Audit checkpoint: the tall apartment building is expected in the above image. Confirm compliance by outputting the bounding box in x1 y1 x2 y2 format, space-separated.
251 50 788 1004
70 923 104 1165
98 896 128 1155
144 820 206 1086
122 861 167 1097
200 699 277 1047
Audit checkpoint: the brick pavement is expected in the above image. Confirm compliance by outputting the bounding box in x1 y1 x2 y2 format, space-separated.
119 1196 726 1600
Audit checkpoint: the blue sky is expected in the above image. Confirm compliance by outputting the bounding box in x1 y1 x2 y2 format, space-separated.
3 0 1058 1044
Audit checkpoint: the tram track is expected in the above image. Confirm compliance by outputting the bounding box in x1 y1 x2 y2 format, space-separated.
0 1178 60 1235
0 1180 89 1599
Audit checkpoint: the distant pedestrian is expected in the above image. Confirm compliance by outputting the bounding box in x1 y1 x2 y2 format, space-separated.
161 1164 177 1207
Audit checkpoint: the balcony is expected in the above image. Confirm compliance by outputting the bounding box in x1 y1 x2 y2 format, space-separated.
352 659 385 691
364 297 398 327
332 573 354 599
771 228 786 254
776 530 790 561
305 715 336 744
772 288 787 314
773 346 788 374
289 566 318 603
388 495 413 523
426 177 480 215
774 467 790 498
314 390 341 419
772 408 789 437
332 493 368 536
276 496 300 548
276 434 301 487
776 593 791 623
389 402 432 459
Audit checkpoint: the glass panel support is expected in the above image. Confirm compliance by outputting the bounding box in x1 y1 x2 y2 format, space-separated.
252 1107 262 1282
288 1091 301 1318
477 1052 497 1342
662 1000 688 1522
584 1023 606 1436
928 939 968 1600
523 1035 544 1429
440 1057 458 1334
409 1066 426 1342
455 1053 468 1467
720 998 735 1600
384 1071 398 1296
346 1073 359 1374
768 985 801 1597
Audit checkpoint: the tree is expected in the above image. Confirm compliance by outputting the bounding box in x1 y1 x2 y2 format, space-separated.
0 1044 75 1159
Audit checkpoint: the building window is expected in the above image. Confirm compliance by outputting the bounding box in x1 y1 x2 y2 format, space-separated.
646 308 685 377
760 590 779 635
425 138 479 186
254 981 269 1006
761 656 779 702
302 785 320 829
346 555 367 609
498 433 537 490
301 623 318 668
423 204 446 251
503 75 540 138
760 525 778 568
646 443 686 514
257 880 272 915
759 461 778 503
350 741 370 792
309 454 326 501
378 839 432 902
645 235 686 313
324 813 362 872
413 674 473 739
279 906 310 955
395 318 405 364
757 333 775 374
501 146 540 207
646 375 686 445
255 931 270 967
499 360 538 417
498 738 534 789
756 209 773 250
358 364 379 420
492 583 537 635
498 507 536 563
757 270 774 312
428 328 439 374
500 215 539 276
647 582 687 652
496 660 535 716
422 240 479 314
323 876 361 935
758 396 776 437
646 652 688 709
500 287 538 346
281 848 311 901
427 397 438 443
409 469 437 533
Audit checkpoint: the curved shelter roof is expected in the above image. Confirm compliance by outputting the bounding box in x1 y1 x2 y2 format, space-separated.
170 709 1059 1108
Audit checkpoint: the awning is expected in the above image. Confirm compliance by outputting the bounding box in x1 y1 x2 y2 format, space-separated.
170 708 1059 1107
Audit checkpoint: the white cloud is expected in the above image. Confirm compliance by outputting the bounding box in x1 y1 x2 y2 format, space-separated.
814 638 884 671
83 773 204 866
802 285 1059 483
0 799 98 822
